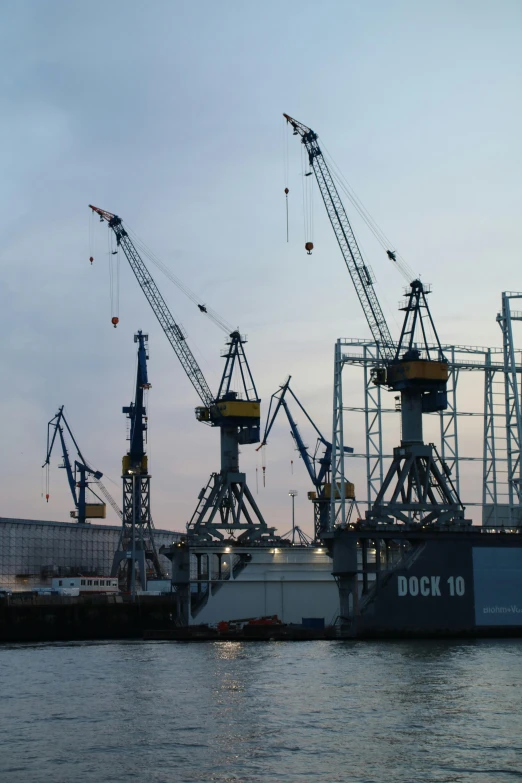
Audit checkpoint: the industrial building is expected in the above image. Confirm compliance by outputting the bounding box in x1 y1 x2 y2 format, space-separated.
0 517 180 591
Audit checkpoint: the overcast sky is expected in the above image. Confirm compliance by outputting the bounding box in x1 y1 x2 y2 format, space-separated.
1 0 521 536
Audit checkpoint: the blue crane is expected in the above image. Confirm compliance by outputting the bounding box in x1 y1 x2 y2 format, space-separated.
43 407 118 524
111 331 163 591
260 377 355 539
122 330 151 473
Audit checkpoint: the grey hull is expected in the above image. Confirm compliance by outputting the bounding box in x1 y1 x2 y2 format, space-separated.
325 527 522 638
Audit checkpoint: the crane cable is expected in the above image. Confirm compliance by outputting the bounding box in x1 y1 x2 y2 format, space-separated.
283 116 290 242
300 145 314 249
122 224 234 335
319 141 416 283
108 231 120 322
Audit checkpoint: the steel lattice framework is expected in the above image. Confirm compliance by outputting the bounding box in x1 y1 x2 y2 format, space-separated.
496 293 522 520
331 332 522 528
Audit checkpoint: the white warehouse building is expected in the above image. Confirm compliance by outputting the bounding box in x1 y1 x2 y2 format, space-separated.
0 517 181 591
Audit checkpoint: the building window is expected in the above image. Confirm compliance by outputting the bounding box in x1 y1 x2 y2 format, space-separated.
93 580 99 586
81 580 86 586
58 580 63 586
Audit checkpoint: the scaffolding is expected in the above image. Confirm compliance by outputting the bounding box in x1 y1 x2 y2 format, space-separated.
330 333 522 528
0 517 180 590
489 292 522 524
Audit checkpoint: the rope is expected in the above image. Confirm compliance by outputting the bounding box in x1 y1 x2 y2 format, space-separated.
285 192 289 243
308 172 315 242
107 233 119 319
283 115 289 189
116 245 120 317
108 230 114 318
301 145 307 243
88 210 93 261
320 142 416 282
124 225 234 335
283 117 290 242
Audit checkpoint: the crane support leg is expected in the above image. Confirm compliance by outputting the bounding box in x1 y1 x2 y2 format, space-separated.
187 429 277 543
111 473 162 590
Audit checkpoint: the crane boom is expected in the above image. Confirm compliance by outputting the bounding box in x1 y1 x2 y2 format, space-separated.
260 377 355 539
283 115 395 361
89 205 214 409
92 477 122 520
261 378 318 486
43 406 122 523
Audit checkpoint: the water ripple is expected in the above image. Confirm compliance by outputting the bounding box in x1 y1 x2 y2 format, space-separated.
0 639 521 782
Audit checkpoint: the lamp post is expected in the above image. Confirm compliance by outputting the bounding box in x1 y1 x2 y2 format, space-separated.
288 490 298 544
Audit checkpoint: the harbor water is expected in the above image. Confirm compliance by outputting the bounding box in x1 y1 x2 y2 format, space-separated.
1 639 521 783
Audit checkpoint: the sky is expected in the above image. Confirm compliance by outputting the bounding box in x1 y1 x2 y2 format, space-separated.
1 0 521 538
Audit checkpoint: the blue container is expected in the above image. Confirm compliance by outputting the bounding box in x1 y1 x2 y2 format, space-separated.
302 617 325 629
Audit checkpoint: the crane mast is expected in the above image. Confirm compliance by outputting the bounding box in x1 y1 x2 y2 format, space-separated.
111 331 163 592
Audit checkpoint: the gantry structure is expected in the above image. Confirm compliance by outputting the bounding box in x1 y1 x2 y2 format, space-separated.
330 295 522 528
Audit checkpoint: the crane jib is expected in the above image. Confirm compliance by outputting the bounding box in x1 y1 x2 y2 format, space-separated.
98 211 215 410
284 115 395 361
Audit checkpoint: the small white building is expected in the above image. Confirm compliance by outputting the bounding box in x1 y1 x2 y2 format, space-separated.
52 576 118 593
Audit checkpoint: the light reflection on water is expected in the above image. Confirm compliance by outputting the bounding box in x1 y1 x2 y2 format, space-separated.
0 639 521 783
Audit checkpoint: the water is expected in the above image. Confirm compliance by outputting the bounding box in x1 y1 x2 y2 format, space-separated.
1 639 521 783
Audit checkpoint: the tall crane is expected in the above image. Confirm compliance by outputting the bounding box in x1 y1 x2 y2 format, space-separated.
284 115 465 526
90 205 275 543
43 407 121 524
260 377 356 539
111 331 163 592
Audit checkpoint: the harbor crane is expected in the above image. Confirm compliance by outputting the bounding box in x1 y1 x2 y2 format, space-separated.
260 377 356 539
90 205 275 543
111 331 163 591
284 114 465 526
43 407 121 524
